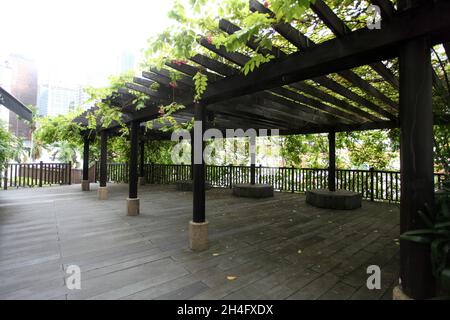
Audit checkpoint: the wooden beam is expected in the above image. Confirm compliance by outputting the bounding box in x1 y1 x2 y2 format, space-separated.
198 37 360 123
280 120 398 135
148 67 194 90
166 60 224 82
219 19 385 122
133 76 153 88
372 0 446 91
310 0 400 89
371 0 395 19
0 86 33 121
157 61 326 126
125 82 171 102
201 1 450 105
191 53 341 125
311 76 397 120
250 0 398 120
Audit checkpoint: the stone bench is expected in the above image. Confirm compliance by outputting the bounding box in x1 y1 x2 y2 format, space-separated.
232 183 274 198
175 180 212 191
306 189 362 210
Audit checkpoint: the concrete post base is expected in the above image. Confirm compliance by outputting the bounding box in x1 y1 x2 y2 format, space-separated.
97 186 108 200
138 176 146 186
393 286 413 300
127 198 140 216
189 221 209 251
81 180 90 191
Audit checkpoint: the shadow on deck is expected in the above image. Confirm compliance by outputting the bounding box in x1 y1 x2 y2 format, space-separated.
0 183 399 300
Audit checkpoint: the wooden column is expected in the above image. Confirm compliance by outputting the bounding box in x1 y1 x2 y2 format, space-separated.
328 131 336 192
129 121 139 199
193 103 206 223
82 134 89 181
398 36 435 299
190 129 194 181
189 102 208 251
99 131 108 188
250 135 256 185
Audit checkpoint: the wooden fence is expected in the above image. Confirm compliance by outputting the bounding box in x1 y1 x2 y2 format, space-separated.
95 162 447 203
2 162 72 189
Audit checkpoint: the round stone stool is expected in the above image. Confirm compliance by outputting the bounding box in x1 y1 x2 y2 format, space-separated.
232 183 274 198
306 189 362 210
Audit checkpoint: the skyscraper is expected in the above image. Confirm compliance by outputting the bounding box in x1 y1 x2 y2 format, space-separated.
0 54 37 145
37 83 92 116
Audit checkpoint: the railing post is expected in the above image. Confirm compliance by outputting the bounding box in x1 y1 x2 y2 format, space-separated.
370 167 375 202
291 165 295 193
39 161 43 187
259 164 262 184
3 165 8 190
68 161 72 185
151 163 155 184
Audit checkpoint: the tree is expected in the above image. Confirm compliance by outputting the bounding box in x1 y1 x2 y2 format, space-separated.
0 120 22 168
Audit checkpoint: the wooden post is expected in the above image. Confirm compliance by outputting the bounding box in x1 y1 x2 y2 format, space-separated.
229 164 233 189
193 103 206 223
68 161 72 185
398 35 435 299
99 131 108 188
190 102 208 251
81 133 90 191
129 121 139 199
250 164 256 185
3 166 8 190
82 134 89 181
328 131 336 192
291 165 295 193
190 130 194 181
250 134 256 185
369 167 375 202
151 163 154 184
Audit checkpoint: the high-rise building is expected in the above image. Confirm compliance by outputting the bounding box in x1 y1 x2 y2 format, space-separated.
0 59 13 124
117 51 136 73
37 83 92 116
0 54 37 145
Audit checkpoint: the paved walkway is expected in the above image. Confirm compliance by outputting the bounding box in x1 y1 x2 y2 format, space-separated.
0 183 399 299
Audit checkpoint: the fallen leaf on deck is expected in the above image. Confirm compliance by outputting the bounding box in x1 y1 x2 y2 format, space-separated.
227 276 238 281
297 250 302 254
212 253 220 256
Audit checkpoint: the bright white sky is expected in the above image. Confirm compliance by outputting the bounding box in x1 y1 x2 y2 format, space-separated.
1 0 174 87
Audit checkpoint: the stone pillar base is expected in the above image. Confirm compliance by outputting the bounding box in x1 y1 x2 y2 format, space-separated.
81 180 90 191
98 186 108 200
393 286 413 300
189 221 209 251
127 198 140 216
138 176 146 186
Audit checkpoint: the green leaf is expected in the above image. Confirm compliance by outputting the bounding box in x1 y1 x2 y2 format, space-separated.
418 209 434 228
400 234 432 244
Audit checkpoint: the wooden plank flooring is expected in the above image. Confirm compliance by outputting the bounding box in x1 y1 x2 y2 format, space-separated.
0 183 400 300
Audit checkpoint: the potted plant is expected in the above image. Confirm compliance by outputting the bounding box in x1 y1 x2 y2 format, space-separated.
400 184 450 298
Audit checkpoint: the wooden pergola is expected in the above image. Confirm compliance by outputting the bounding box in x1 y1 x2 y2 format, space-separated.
75 0 450 299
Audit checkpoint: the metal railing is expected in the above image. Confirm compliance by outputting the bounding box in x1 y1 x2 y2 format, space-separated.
95 162 447 203
2 162 72 189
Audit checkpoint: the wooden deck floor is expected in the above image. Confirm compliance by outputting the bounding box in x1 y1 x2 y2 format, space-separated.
0 183 399 300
